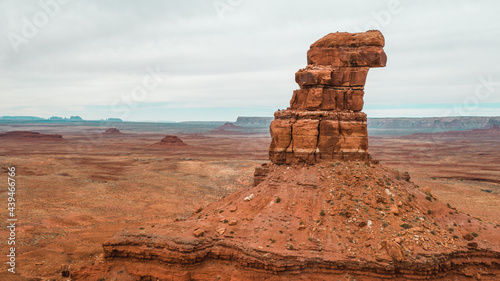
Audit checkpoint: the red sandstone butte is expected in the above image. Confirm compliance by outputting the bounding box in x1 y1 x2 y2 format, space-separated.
74 31 500 281
157 135 188 146
269 30 387 165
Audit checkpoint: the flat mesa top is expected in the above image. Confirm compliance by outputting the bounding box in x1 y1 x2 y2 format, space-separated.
310 30 385 48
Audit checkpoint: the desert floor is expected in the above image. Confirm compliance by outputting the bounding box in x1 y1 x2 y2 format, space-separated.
0 123 498 280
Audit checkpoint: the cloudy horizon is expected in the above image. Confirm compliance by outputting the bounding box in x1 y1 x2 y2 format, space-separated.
1 0 499 122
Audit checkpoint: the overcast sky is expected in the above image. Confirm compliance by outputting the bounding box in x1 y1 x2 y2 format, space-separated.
1 0 499 121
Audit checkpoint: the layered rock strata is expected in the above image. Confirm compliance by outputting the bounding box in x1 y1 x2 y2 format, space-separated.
158 135 188 146
269 30 386 164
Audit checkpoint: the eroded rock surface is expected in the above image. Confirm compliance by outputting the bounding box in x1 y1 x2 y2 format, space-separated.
157 135 188 146
269 30 386 164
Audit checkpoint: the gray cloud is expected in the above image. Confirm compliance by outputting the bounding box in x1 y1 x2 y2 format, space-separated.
0 0 499 121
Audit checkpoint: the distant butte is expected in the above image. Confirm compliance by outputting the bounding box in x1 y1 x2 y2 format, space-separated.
103 128 122 135
157 135 188 146
217 122 245 130
74 31 500 280
270 30 386 164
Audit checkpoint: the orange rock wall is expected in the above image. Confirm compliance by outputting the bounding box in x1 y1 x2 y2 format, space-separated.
269 30 386 164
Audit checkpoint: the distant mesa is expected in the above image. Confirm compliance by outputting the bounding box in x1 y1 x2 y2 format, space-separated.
234 117 500 131
106 118 123 122
0 131 63 140
0 115 127 123
407 123 500 138
103 128 122 135
368 117 500 130
157 135 187 146
467 123 499 133
50 116 82 121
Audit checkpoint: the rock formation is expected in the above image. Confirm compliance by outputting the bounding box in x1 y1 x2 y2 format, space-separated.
103 128 122 135
269 30 386 164
235 116 274 127
218 122 245 130
206 123 254 135
0 131 63 140
369 116 500 130
75 164 500 280
157 135 188 146
74 31 500 280
406 123 500 139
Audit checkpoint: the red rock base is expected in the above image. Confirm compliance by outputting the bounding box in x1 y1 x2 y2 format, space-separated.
74 162 500 280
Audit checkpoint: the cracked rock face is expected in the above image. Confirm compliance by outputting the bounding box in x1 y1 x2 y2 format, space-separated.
269 30 386 164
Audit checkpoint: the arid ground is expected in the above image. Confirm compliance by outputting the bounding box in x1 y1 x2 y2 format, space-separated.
0 122 498 280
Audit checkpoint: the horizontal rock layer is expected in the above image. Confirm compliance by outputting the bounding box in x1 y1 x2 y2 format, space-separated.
307 45 387 67
295 65 369 88
290 88 365 112
269 110 368 164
